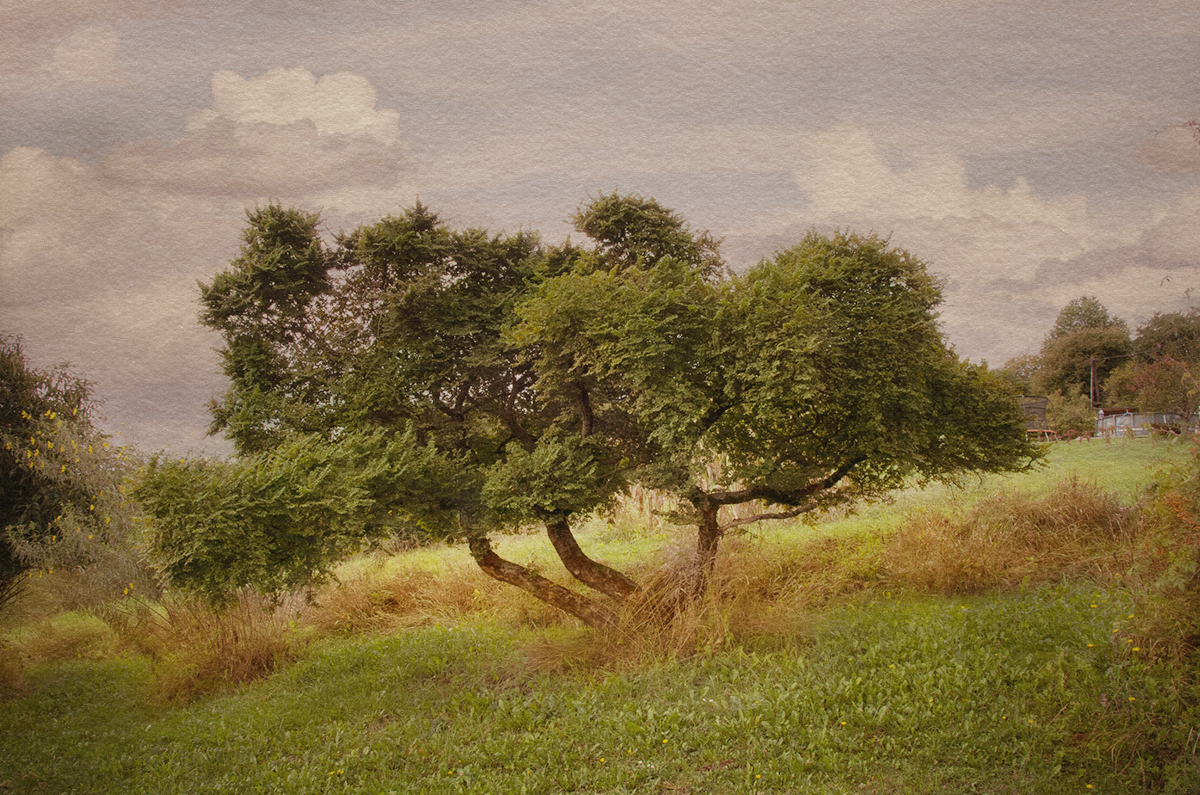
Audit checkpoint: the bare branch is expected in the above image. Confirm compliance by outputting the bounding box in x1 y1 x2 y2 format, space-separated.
720 502 819 533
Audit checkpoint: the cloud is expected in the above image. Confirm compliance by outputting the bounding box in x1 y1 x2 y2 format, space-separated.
793 122 1093 278
1138 122 1200 173
208 69 401 143
723 121 1199 366
46 24 129 85
102 68 412 201
0 68 418 454
0 0 170 101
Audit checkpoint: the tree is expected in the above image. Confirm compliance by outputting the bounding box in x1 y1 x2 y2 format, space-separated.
144 202 633 625
1133 310 1200 365
1130 359 1200 421
998 353 1042 395
140 197 1040 626
200 204 336 453
1046 386 1098 437
1035 298 1132 404
136 429 455 606
513 224 1040 582
1 336 142 611
1100 310 1200 420
1047 296 1129 342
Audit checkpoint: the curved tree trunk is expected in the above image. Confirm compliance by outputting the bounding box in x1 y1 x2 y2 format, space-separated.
545 518 640 600
467 536 618 629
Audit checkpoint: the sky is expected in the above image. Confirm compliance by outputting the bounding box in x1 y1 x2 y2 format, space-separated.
2 0 1200 456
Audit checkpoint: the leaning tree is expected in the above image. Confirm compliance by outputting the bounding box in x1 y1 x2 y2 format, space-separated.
510 204 1040 586
138 196 1039 626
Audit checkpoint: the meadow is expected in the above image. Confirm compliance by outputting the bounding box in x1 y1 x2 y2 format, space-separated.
2 436 1199 794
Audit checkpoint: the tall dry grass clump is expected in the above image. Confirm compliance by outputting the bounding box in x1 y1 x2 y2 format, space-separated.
304 557 566 635
532 477 1161 671
103 592 299 702
527 535 860 670
1120 469 1200 660
883 477 1140 595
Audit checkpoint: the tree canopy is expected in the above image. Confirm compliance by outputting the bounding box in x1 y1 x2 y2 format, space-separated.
1 336 139 610
1046 296 1129 342
1099 310 1200 420
138 195 1040 626
1035 297 1132 403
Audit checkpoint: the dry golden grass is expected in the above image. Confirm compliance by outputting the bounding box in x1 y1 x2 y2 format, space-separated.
527 477 1164 670
882 477 1141 595
302 557 566 635
525 536 842 670
100 592 301 703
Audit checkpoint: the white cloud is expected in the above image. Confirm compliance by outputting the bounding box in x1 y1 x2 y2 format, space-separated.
46 25 128 86
209 68 401 143
793 122 1093 279
102 67 413 203
0 68 418 454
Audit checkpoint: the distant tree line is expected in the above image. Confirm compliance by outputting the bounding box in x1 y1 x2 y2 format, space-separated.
999 297 1200 435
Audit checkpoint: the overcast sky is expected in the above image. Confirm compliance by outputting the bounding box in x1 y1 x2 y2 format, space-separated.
3 0 1200 456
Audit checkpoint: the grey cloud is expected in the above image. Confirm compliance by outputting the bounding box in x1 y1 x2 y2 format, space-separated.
0 1 173 102
1 66 419 455
1138 123 1200 174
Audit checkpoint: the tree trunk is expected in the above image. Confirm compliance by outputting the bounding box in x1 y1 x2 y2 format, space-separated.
545 518 640 600
694 495 723 595
467 536 618 628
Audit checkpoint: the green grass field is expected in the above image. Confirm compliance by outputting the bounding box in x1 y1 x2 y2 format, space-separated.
2 437 1198 794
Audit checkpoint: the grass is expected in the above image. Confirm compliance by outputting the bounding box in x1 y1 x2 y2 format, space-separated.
2 437 1199 793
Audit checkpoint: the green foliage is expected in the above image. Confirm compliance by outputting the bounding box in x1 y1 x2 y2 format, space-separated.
483 436 617 524
570 191 723 275
1134 309 1200 365
1047 295 1129 342
135 430 461 605
998 353 1042 394
1 335 143 610
1102 360 1141 410
1035 325 1132 399
720 233 1034 495
1035 297 1132 403
1129 358 1200 419
199 204 330 338
518 227 1038 538
1046 386 1096 436
200 205 334 454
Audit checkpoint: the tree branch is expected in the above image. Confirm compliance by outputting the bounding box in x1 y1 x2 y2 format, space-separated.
467 536 618 628
720 502 819 533
545 518 639 599
576 382 595 438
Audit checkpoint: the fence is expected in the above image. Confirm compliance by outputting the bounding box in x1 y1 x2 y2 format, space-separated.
1094 411 1188 437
